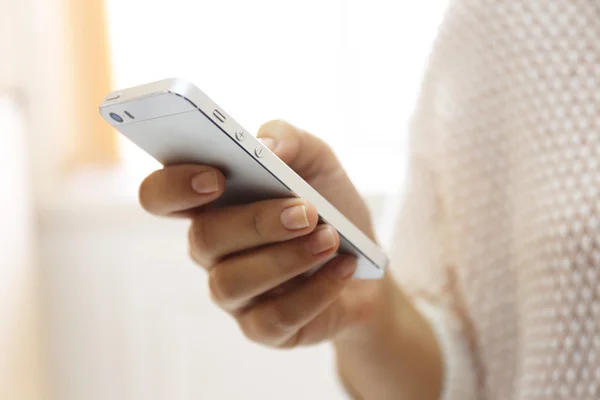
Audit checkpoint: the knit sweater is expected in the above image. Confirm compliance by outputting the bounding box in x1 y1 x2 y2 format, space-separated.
389 1 600 398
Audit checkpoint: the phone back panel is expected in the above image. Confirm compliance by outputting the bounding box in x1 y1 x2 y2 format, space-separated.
113 93 291 207
99 79 387 279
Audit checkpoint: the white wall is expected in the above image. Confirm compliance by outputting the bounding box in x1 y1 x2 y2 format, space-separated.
0 0 48 397
2 0 78 201
106 0 449 195
0 94 43 400
38 196 385 400
0 1 18 86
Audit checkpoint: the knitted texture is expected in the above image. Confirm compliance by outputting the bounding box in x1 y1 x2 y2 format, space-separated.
389 1 600 398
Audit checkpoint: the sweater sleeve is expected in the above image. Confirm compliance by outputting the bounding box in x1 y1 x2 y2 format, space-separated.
384 149 480 400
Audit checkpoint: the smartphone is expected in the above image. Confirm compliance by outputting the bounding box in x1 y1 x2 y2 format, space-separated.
99 78 387 279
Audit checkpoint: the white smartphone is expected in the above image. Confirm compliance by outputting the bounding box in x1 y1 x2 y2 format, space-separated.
99 78 387 279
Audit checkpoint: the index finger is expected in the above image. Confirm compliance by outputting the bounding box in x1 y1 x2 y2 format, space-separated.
139 164 226 217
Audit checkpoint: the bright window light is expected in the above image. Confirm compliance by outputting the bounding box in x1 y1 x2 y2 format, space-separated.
105 0 448 194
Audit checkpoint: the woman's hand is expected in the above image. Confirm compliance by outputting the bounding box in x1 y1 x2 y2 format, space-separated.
139 120 443 399
138 120 383 348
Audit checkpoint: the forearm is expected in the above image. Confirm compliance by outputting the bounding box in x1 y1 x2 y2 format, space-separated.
334 273 443 400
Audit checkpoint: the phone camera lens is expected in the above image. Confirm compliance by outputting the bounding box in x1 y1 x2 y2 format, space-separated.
109 112 123 123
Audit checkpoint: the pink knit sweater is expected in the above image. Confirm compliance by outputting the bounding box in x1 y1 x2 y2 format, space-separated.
388 1 600 398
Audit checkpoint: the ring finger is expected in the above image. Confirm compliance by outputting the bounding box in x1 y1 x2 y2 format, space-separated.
208 225 340 311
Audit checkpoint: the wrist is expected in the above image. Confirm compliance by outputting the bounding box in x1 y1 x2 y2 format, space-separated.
332 272 444 400
333 273 399 343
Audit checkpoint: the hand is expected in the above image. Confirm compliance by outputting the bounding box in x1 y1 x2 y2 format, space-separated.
138 120 383 348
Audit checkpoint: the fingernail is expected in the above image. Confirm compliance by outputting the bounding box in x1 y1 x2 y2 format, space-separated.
191 171 219 194
259 137 277 152
281 204 310 230
305 226 336 255
330 258 357 280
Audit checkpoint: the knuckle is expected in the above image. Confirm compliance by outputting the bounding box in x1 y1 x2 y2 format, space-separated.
267 304 297 333
276 329 303 349
189 216 214 257
318 139 334 157
239 307 292 342
252 204 269 239
258 119 295 138
208 268 235 306
263 246 295 275
259 118 285 132
237 307 298 347
237 315 261 343
187 227 200 262
138 172 159 213
263 243 311 278
187 226 212 268
311 135 336 160
291 241 316 266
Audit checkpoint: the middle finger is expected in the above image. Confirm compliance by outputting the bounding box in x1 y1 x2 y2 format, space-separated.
208 225 340 311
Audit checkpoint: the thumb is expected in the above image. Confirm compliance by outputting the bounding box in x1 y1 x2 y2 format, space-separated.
256 120 375 240
256 120 342 181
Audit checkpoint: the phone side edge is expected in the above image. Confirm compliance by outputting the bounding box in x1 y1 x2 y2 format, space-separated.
98 79 389 277
167 82 389 275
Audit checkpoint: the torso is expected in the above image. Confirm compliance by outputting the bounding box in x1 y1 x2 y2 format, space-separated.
413 1 600 397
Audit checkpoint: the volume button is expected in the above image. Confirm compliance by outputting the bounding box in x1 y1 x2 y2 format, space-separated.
235 129 246 141
254 146 265 158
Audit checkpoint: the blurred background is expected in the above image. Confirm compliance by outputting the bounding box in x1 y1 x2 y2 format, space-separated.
1 0 448 399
